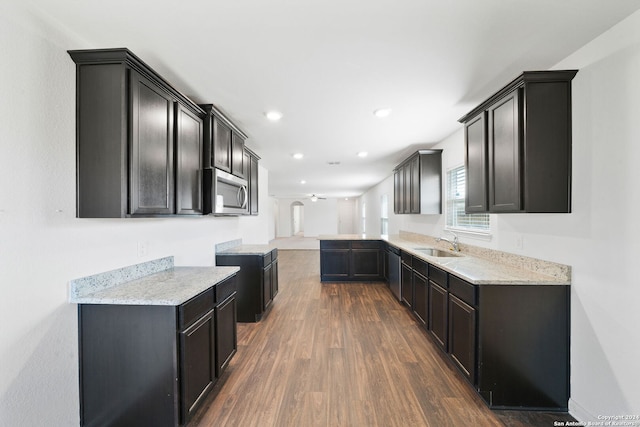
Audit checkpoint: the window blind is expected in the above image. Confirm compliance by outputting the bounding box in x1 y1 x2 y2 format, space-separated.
446 166 489 231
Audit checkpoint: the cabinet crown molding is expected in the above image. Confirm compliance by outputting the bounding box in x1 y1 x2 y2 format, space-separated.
458 70 578 123
68 47 204 117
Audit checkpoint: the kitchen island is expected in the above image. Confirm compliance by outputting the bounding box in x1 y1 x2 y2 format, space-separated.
216 241 279 322
319 233 571 412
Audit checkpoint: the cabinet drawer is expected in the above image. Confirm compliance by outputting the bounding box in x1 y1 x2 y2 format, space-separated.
449 275 476 307
401 251 412 267
321 240 350 250
351 241 380 249
271 248 278 262
262 252 272 267
179 287 214 330
214 275 237 303
429 265 447 288
412 257 428 278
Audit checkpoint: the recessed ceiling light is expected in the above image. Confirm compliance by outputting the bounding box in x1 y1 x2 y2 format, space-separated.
300 180 306 184
292 153 304 159
265 110 283 121
357 151 368 158
373 108 391 118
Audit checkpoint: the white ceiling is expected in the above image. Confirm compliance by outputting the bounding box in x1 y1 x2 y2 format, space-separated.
28 0 640 199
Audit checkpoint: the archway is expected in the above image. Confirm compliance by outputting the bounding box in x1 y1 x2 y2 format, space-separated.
291 201 305 236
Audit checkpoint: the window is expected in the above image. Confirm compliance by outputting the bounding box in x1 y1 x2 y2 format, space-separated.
380 194 389 236
361 203 366 233
446 165 490 233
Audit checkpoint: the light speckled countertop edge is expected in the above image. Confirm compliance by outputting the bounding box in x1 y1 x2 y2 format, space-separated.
70 266 240 306
69 256 175 300
318 234 571 286
216 244 277 256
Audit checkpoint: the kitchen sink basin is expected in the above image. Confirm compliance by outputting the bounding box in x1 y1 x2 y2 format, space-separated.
413 247 461 257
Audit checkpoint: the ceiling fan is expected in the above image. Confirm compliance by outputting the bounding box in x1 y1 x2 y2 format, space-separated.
309 194 326 202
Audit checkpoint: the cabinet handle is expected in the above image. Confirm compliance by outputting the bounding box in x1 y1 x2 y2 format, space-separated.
240 185 248 209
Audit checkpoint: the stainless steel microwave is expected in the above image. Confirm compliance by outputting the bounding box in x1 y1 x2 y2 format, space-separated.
203 168 248 215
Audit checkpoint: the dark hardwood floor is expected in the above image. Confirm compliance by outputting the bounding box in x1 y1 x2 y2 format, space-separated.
191 250 575 427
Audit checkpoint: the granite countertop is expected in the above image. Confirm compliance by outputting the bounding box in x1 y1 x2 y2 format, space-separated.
71 266 240 305
318 234 570 286
217 244 276 256
318 234 384 241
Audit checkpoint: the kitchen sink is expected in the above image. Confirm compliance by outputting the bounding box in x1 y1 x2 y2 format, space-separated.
413 247 461 257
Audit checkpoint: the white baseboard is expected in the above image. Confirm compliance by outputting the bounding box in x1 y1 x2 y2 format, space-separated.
569 398 596 423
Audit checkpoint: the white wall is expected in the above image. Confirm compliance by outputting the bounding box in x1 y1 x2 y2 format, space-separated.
360 10 640 421
0 5 271 425
275 198 339 237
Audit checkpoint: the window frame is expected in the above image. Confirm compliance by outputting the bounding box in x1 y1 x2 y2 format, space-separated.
380 194 389 236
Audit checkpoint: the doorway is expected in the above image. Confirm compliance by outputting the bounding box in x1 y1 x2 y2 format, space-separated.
291 201 305 236
337 198 356 234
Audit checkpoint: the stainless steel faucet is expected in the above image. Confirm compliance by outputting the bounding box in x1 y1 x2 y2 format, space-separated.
436 231 460 252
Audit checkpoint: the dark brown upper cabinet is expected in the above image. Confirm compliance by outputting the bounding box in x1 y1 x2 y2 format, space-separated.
393 149 442 215
68 48 205 218
231 132 246 179
213 117 231 172
201 104 249 180
244 147 260 215
175 104 204 215
459 70 578 213
464 113 488 213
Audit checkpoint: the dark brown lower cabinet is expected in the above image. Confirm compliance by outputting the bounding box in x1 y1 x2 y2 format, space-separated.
400 262 413 307
328 238 569 411
215 294 237 376
216 249 278 322
320 240 383 282
412 270 428 326
476 285 569 410
429 281 448 350
263 261 273 310
78 275 237 427
272 258 279 297
448 294 476 382
180 309 216 421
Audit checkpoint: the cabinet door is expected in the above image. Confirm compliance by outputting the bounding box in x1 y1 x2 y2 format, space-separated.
401 263 413 308
180 309 215 423
382 249 389 283
231 133 245 178
410 155 421 214
320 249 350 281
263 263 273 310
213 117 232 172
413 271 428 327
351 249 381 280
176 104 203 215
271 258 279 298
393 170 402 214
449 294 476 383
429 281 448 350
403 164 411 214
129 70 175 215
465 112 488 212
249 154 259 215
488 89 522 212
215 295 237 376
